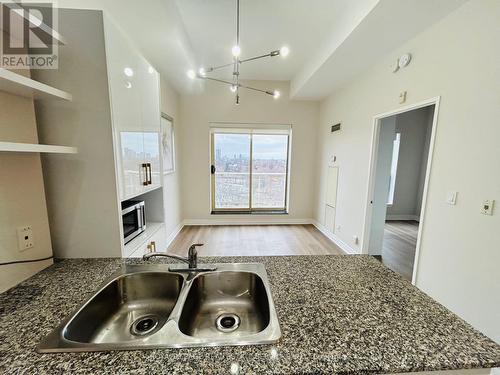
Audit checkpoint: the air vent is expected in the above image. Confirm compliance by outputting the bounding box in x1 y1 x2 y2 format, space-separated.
331 123 341 133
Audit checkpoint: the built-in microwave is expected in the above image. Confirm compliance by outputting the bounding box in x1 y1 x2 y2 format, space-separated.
121 200 146 244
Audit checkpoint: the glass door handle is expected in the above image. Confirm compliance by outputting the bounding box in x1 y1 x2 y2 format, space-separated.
142 163 148 186
147 163 152 185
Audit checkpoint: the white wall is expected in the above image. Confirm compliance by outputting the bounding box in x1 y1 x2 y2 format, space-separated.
160 78 184 241
179 80 319 224
314 0 500 342
387 106 433 219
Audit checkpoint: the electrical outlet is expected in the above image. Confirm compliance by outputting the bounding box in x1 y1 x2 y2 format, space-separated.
17 226 34 251
480 200 494 215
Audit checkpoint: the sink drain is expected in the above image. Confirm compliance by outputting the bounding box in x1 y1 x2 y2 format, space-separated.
131 315 159 336
216 313 240 333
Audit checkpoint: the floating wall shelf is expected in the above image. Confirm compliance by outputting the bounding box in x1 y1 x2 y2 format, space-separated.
0 142 78 154
0 69 72 101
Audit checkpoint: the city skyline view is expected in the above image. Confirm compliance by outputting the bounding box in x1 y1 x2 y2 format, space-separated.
213 133 289 209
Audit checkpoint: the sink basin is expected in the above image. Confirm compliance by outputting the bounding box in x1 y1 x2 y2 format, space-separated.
38 263 280 352
64 272 183 344
178 271 270 338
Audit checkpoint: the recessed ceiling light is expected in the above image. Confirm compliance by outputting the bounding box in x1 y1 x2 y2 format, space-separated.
148 66 154 74
124 67 134 77
186 70 196 79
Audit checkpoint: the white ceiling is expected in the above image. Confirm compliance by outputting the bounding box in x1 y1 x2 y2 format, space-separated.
50 0 468 98
291 0 468 99
175 0 376 81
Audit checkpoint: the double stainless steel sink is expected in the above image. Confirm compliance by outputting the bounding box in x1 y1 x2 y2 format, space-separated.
37 263 281 352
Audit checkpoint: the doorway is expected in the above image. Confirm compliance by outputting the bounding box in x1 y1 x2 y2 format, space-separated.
363 98 440 283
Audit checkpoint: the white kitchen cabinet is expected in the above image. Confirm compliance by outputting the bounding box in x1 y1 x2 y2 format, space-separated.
105 19 161 200
139 58 162 191
33 10 166 259
105 18 144 200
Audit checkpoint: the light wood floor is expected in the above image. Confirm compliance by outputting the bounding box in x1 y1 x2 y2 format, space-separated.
167 224 344 257
381 220 418 281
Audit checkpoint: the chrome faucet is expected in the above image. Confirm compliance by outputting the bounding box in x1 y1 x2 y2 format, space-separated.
143 243 215 272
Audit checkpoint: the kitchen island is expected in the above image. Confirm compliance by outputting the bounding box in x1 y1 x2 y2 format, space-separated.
0 255 499 374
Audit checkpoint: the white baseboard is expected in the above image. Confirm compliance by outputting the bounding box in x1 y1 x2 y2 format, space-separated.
165 222 185 248
386 214 420 222
183 217 313 226
312 220 357 255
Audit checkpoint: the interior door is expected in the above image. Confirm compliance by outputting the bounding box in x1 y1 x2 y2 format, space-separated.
211 133 251 211
368 117 396 256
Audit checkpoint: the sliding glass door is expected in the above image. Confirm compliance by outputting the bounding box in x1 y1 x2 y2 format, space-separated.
251 134 288 209
212 133 251 209
211 128 289 212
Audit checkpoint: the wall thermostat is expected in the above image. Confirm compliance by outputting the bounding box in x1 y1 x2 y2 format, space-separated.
398 53 412 69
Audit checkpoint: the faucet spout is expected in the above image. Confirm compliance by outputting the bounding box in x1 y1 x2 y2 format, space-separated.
143 243 205 270
142 252 190 264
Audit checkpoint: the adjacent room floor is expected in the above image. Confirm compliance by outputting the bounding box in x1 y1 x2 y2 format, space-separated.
167 224 343 256
381 220 418 281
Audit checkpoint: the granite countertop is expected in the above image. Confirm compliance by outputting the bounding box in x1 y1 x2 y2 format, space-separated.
0 255 499 374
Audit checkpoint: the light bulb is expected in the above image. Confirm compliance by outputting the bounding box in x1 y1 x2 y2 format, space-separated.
198 67 206 76
280 46 289 58
186 69 196 79
124 67 134 77
230 85 237 93
232 45 241 57
273 90 280 99
148 66 154 74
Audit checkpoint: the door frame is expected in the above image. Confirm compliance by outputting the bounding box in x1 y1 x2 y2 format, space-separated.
361 96 441 285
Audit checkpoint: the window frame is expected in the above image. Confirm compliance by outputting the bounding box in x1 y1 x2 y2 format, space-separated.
210 125 291 214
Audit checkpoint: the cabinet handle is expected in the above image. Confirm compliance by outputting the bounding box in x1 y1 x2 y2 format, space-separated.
147 163 152 185
142 163 148 186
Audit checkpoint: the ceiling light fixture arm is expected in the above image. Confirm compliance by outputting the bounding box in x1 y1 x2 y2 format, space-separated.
187 0 287 104
198 76 276 98
204 50 282 73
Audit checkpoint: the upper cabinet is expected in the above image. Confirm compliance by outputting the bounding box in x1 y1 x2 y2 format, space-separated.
104 18 162 201
139 58 161 192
